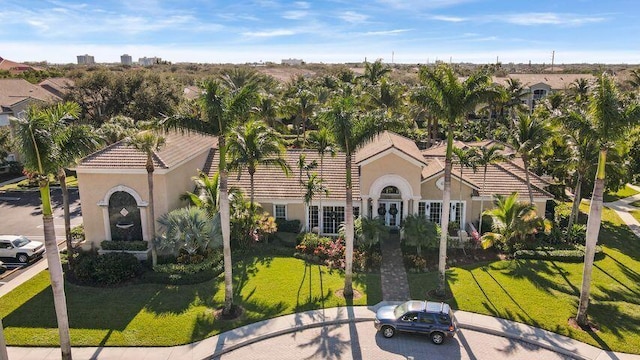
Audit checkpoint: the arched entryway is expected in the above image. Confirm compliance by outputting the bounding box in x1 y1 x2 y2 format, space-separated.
98 185 149 241
363 174 421 228
376 186 402 227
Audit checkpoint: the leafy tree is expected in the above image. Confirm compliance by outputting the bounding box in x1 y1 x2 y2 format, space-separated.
282 88 317 146
98 115 139 145
359 59 391 86
128 131 165 267
411 64 493 295
402 214 439 255
12 104 75 360
162 79 257 315
480 193 541 252
227 119 290 208
576 73 640 326
0 127 13 160
354 216 385 249
476 144 509 233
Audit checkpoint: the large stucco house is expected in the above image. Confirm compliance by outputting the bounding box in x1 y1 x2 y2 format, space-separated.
76 130 552 249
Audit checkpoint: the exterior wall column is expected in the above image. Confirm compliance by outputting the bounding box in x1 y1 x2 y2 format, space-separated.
372 197 379 218
412 196 421 215
402 198 409 219
362 196 370 218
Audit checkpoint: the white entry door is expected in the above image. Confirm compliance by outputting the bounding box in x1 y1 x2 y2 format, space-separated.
378 201 401 227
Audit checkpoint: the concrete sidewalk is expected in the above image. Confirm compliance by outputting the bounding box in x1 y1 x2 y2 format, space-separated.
604 191 640 239
7 305 640 360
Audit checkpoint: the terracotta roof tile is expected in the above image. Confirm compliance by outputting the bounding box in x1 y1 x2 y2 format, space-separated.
356 131 426 165
0 78 60 108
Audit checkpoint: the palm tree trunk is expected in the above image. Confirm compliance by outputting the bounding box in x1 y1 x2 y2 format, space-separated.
39 182 73 360
523 155 534 204
576 149 606 326
58 168 73 269
343 152 354 297
437 125 453 296
0 319 8 360
249 169 255 212
568 173 582 230
478 167 488 234
219 136 234 314
319 155 324 232
146 164 158 267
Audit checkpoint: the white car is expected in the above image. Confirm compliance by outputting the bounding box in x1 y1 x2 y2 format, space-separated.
0 235 45 263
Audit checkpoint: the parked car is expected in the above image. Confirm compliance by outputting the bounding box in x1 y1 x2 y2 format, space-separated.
0 235 45 263
0 260 6 273
374 300 456 344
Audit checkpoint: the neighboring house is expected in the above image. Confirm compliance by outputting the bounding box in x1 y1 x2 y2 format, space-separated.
76 130 553 250
39 77 74 98
0 56 41 74
282 58 303 66
0 78 61 161
494 74 596 111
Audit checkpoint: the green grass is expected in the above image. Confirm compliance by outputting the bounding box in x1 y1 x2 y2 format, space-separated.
630 200 640 208
0 255 381 346
0 175 77 191
409 205 640 354
603 184 640 202
630 210 640 223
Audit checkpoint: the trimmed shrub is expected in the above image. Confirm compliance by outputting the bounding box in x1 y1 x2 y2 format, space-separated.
70 224 85 241
295 233 331 254
276 219 301 233
101 240 148 251
72 251 143 286
514 245 603 262
143 255 224 285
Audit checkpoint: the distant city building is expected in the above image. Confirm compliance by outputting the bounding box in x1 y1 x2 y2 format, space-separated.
138 57 161 66
281 58 303 66
121 54 133 65
77 54 95 65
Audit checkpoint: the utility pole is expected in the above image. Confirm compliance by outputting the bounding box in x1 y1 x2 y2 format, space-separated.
551 50 555 71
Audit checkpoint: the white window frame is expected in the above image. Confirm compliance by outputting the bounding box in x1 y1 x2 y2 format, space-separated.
273 204 287 220
418 200 465 226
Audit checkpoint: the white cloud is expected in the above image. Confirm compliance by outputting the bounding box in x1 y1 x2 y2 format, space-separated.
376 0 475 10
496 13 606 26
339 11 369 24
242 29 296 37
362 29 412 36
431 15 466 22
283 10 308 20
295 2 311 9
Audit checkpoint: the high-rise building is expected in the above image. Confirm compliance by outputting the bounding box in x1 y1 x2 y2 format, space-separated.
138 57 161 66
121 54 133 65
77 54 95 65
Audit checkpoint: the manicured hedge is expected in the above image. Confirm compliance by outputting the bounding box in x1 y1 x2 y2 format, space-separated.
514 245 603 262
141 256 224 285
72 252 143 286
276 219 301 233
101 240 148 251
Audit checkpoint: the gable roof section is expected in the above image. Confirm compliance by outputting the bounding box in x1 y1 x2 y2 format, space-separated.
39 77 74 98
206 149 359 201
0 78 60 108
78 131 216 170
356 131 426 166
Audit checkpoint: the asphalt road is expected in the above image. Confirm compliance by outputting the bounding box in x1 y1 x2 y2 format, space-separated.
218 322 572 360
0 187 81 282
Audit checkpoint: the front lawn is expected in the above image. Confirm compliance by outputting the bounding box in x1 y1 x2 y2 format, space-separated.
0 256 381 346
409 206 640 354
603 184 640 202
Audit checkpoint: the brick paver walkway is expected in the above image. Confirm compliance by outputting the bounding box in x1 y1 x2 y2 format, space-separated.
380 231 411 301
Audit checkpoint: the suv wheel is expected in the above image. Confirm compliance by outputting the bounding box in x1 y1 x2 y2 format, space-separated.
16 253 29 263
431 331 445 345
382 326 395 338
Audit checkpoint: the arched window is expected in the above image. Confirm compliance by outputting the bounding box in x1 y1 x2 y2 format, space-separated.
108 191 143 241
382 186 399 194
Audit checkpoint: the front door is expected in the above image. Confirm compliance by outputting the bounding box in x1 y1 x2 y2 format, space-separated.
378 201 401 227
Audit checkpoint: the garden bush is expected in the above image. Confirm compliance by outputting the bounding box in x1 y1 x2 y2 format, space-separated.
72 251 143 286
143 254 224 285
514 244 603 262
101 240 148 251
70 224 85 241
404 254 429 272
276 219 301 233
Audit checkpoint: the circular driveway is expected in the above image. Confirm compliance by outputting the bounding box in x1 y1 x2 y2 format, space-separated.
217 322 572 360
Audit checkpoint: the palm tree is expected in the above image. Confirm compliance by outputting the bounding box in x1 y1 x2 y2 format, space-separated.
412 64 493 296
162 79 257 315
576 73 640 326
283 88 316 146
227 119 290 209
452 146 478 230
303 173 328 231
510 112 550 204
476 144 509 234
129 131 165 267
359 59 391 86
12 104 74 360
322 95 390 296
309 127 335 222
157 206 218 256
402 214 439 255
569 78 591 105
183 171 221 215
625 68 640 90
480 193 540 252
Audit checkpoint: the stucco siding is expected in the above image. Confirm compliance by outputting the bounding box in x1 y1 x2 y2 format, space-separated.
360 153 422 198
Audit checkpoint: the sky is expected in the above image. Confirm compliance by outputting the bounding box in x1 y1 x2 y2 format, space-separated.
1 0 639 65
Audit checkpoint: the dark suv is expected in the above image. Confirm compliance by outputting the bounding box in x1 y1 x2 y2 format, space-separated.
374 301 456 344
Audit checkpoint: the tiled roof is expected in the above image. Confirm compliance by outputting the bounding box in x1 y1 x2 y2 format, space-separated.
0 56 40 72
39 77 74 98
493 74 596 90
355 131 427 165
0 78 60 108
206 149 359 201
78 131 216 170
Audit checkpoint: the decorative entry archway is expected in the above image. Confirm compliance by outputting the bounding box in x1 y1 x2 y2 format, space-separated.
97 185 149 241
362 174 421 226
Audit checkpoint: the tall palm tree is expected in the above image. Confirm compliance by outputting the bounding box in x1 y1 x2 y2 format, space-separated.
569 78 591 105
476 144 509 234
510 112 550 204
183 171 221 215
227 119 290 209
576 74 640 326
359 59 391 86
283 88 317 146
480 193 540 252
412 64 493 296
309 127 335 222
162 79 257 315
322 95 390 296
12 104 75 360
452 146 478 236
303 173 328 231
129 131 165 267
